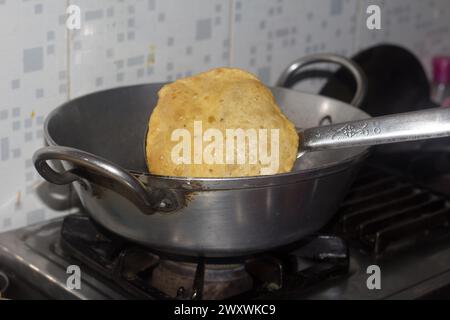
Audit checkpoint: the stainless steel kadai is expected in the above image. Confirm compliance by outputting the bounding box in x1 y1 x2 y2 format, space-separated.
33 54 450 257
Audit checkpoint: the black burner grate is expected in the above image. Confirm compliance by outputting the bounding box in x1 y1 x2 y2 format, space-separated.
337 164 450 256
59 215 349 300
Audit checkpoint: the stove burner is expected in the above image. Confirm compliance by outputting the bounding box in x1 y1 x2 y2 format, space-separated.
59 215 349 299
152 260 253 299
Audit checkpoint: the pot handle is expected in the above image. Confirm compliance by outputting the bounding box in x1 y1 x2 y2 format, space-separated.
276 53 368 108
33 146 174 215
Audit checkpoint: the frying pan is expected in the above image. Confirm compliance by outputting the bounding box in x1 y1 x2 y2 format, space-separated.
33 54 450 257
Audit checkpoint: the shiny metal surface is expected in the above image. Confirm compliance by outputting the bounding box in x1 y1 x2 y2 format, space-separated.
277 53 368 107
0 271 9 297
4 215 450 299
33 54 373 256
0 218 128 299
33 146 166 214
34 83 369 257
299 108 450 157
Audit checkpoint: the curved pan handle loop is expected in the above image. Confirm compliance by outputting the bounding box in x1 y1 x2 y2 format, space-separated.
276 53 368 108
33 146 170 215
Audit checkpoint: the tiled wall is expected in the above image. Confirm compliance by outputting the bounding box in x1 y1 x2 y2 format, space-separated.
1 0 449 232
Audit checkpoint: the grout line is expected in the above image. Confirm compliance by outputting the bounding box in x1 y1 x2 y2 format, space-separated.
228 0 235 67
66 0 72 100
352 0 363 55
352 1 367 55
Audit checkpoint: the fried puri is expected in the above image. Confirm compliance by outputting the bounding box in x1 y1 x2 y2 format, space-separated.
146 68 299 177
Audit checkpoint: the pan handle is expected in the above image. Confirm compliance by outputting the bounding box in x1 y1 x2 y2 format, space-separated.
276 53 367 108
33 146 175 215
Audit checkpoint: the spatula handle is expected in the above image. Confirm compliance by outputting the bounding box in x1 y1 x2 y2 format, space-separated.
300 108 450 154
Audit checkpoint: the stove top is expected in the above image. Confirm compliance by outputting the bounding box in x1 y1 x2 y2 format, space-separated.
0 214 349 300
2 153 450 299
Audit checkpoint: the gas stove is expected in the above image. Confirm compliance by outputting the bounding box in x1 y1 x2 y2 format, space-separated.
0 213 349 300
59 213 350 300
2 151 450 300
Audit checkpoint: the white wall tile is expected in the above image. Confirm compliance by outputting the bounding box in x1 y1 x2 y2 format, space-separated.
69 0 231 98
230 0 359 91
0 0 69 232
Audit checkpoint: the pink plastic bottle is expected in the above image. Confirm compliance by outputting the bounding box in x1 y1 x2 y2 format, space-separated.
432 56 450 107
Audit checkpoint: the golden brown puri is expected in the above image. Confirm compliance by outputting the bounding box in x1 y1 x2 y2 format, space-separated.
146 67 299 177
